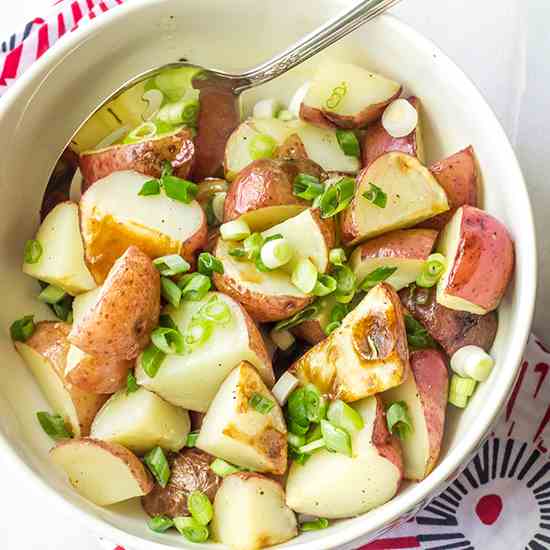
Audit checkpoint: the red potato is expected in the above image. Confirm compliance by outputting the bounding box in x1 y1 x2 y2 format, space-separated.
223 158 320 230
399 285 498 356
419 146 479 230
383 349 449 480
436 205 515 314
79 129 195 190
350 228 438 292
275 133 310 161
361 97 424 168
69 246 160 361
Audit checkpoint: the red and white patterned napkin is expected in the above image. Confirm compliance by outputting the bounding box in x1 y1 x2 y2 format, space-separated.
2 3 548 549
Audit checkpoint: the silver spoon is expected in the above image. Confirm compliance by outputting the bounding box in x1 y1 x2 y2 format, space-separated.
41 0 403 218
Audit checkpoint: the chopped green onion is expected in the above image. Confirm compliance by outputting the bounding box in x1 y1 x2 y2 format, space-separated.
329 248 347 266
450 345 494 382
289 447 311 465
301 518 329 532
272 371 300 405
327 400 364 434
291 258 318 294
320 419 352 456
304 384 327 423
138 179 161 196
313 274 337 297
293 174 324 201
161 160 174 178
161 276 182 307
249 134 277 160
220 219 251 241
144 446 171 487
330 303 349 324
288 432 306 449
210 458 241 477
151 326 185 355
140 344 166 378
162 175 198 204
362 182 387 208
318 177 355 219
359 266 397 291
450 374 477 396
324 81 348 110
386 401 413 439
174 516 209 543
24 239 42 264
200 296 232 325
153 254 191 276
197 252 224 276
10 315 35 342
416 253 447 288
324 321 340 335
157 90 200 126
187 491 213 526
228 246 246 259
37 284 66 304
243 232 264 260
404 314 436 350
278 109 294 121
261 237 293 269
36 411 72 440
305 423 323 443
178 273 211 302
249 392 275 414
299 439 326 454
184 319 213 351
334 265 357 302
288 420 310 436
126 371 139 394
448 392 468 408
159 314 178 330
287 388 309 427
336 130 360 157
148 515 174 533
186 430 200 447
51 295 74 322
274 303 320 331
125 122 157 143
154 66 203 101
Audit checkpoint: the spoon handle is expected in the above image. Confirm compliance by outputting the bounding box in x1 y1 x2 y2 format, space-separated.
238 0 404 90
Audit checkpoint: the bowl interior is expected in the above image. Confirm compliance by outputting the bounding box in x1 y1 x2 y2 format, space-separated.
0 0 535 549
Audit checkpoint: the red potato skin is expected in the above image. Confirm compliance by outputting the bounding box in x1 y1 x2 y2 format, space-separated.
299 104 337 129
79 129 195 190
355 228 438 262
399 286 498 356
275 133 310 161
372 395 404 477
291 319 326 346
66 354 132 394
410 349 449 475
361 97 422 169
418 146 479 230
223 159 316 223
443 206 515 312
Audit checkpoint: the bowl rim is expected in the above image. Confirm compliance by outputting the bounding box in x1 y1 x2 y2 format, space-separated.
0 2 537 549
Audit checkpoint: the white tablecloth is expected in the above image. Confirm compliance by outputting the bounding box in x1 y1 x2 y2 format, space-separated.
1 1 549 548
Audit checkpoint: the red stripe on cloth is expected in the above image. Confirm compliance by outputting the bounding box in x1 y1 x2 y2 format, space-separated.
113 546 126 550
506 360 529 421
360 537 421 549
87 0 95 10
36 24 50 59
71 1 84 27
99 1 109 12
57 13 66 38
89 10 96 19
0 43 23 86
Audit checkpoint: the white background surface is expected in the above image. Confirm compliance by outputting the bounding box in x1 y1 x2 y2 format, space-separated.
0 1 548 549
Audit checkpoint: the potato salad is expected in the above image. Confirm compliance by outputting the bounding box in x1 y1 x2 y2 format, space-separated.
12 62 514 550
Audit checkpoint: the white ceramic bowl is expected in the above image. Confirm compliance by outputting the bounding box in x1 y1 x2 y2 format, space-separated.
0 1 536 548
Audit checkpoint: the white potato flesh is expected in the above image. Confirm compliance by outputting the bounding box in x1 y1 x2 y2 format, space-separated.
22 202 96 295
285 396 401 518
135 292 272 411
211 473 297 550
350 256 426 292
50 438 152 506
15 341 83 436
90 387 190 454
350 153 449 242
262 209 330 273
197 362 287 474
383 373 430 480
239 205 306 233
303 63 401 117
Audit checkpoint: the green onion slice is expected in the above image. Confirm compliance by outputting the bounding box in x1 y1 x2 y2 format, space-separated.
249 133 277 160
301 518 329 532
313 274 337 297
291 258 318 294
289 447 311 465
324 81 348 110
144 446 171 487
187 491 213 526
138 179 161 196
51 294 73 322
298 439 326 454
334 265 357 300
197 252 224 276
320 419 352 456
329 248 347 266
450 374 477 397
153 254 191 276
174 516 209 543
305 423 323 443
10 315 35 342
159 314 178 330
162 175 198 204
161 276 182 308
330 303 349 324
274 303 320 331
293 174 324 201
327 400 364 433
318 177 355 219
362 182 387 208
336 129 360 157
386 401 413 439
416 253 447 288
243 232 264 261
288 420 310 436
184 319 213 351
178 273 211 302
288 432 306 449
140 344 166 378
287 387 309 427
249 392 275 414
36 411 72 440
303 384 327 423
198 296 231 325
37 284 66 304
151 326 185 355
404 314 436 350
148 515 174 533
359 266 397 291
24 239 43 264
210 458 241 477
323 321 341 336
126 371 139 394
186 430 200 447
